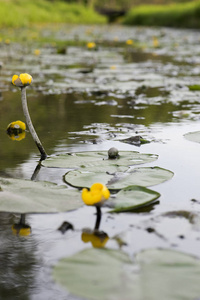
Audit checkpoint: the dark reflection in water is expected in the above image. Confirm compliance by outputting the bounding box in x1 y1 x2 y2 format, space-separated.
0 213 37 300
0 88 195 173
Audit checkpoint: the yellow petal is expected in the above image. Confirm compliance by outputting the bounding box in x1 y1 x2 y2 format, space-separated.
81 183 110 206
19 73 32 86
81 188 101 205
12 74 19 85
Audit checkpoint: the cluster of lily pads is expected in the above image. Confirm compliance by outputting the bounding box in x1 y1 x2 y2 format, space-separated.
3 71 200 300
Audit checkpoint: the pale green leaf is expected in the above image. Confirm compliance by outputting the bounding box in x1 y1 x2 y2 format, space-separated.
64 166 174 190
0 177 82 213
109 185 160 212
42 151 158 169
184 131 200 143
53 248 200 300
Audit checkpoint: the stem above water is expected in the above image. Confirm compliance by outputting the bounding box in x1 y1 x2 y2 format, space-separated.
21 87 47 161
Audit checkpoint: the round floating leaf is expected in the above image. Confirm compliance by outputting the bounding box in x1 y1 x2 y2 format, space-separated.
109 186 160 212
53 248 200 300
184 131 200 143
64 166 174 190
42 151 158 169
53 248 137 300
0 177 82 213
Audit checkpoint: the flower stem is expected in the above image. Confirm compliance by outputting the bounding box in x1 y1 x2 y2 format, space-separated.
21 87 47 161
94 206 102 230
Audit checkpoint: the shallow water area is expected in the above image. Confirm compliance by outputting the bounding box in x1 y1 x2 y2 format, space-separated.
1 25 200 299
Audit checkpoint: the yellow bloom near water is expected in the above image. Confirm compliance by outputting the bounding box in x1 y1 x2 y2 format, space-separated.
7 120 26 131
126 39 134 45
81 183 110 206
12 73 32 87
87 42 96 49
34 49 41 56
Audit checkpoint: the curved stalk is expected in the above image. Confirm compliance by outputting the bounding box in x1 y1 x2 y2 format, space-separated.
21 87 47 161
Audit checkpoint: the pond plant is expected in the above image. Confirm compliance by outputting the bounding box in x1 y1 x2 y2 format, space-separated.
82 182 110 228
12 73 47 160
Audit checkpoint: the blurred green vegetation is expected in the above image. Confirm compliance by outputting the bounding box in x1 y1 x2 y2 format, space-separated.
123 0 200 27
0 0 106 27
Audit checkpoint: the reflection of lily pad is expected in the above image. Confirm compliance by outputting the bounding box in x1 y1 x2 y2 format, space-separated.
64 166 173 190
109 186 160 212
0 177 82 213
53 248 200 300
184 131 200 143
42 151 158 169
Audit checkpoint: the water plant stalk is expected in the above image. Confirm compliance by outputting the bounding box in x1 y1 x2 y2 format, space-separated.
21 86 47 160
94 206 102 230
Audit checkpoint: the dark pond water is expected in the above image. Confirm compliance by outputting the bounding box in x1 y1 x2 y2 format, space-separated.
1 25 200 299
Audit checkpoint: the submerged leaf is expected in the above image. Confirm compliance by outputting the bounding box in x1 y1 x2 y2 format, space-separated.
0 177 82 213
53 248 200 300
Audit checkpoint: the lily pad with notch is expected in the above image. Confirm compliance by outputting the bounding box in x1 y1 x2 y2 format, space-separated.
108 185 160 212
42 151 158 169
64 166 174 190
53 248 200 300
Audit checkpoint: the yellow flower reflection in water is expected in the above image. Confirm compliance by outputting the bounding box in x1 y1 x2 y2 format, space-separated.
82 229 109 248
7 120 26 141
81 183 110 206
12 73 32 87
12 224 31 236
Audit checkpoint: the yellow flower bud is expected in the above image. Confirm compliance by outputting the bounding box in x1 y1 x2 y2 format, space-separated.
126 39 134 45
12 73 32 87
87 42 96 49
81 183 110 206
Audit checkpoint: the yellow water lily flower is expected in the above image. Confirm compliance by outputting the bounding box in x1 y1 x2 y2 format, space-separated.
12 73 32 87
126 39 134 45
34 49 41 56
5 39 10 45
152 36 159 48
81 183 110 206
7 120 26 131
82 230 109 248
87 42 96 49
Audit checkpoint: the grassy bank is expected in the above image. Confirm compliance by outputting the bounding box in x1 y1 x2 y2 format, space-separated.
0 0 106 27
123 0 200 28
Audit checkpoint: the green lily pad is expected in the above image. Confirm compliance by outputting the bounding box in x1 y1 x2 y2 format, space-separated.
109 186 160 212
42 151 158 169
188 84 200 91
64 166 174 190
53 248 200 300
0 177 82 213
184 131 200 143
